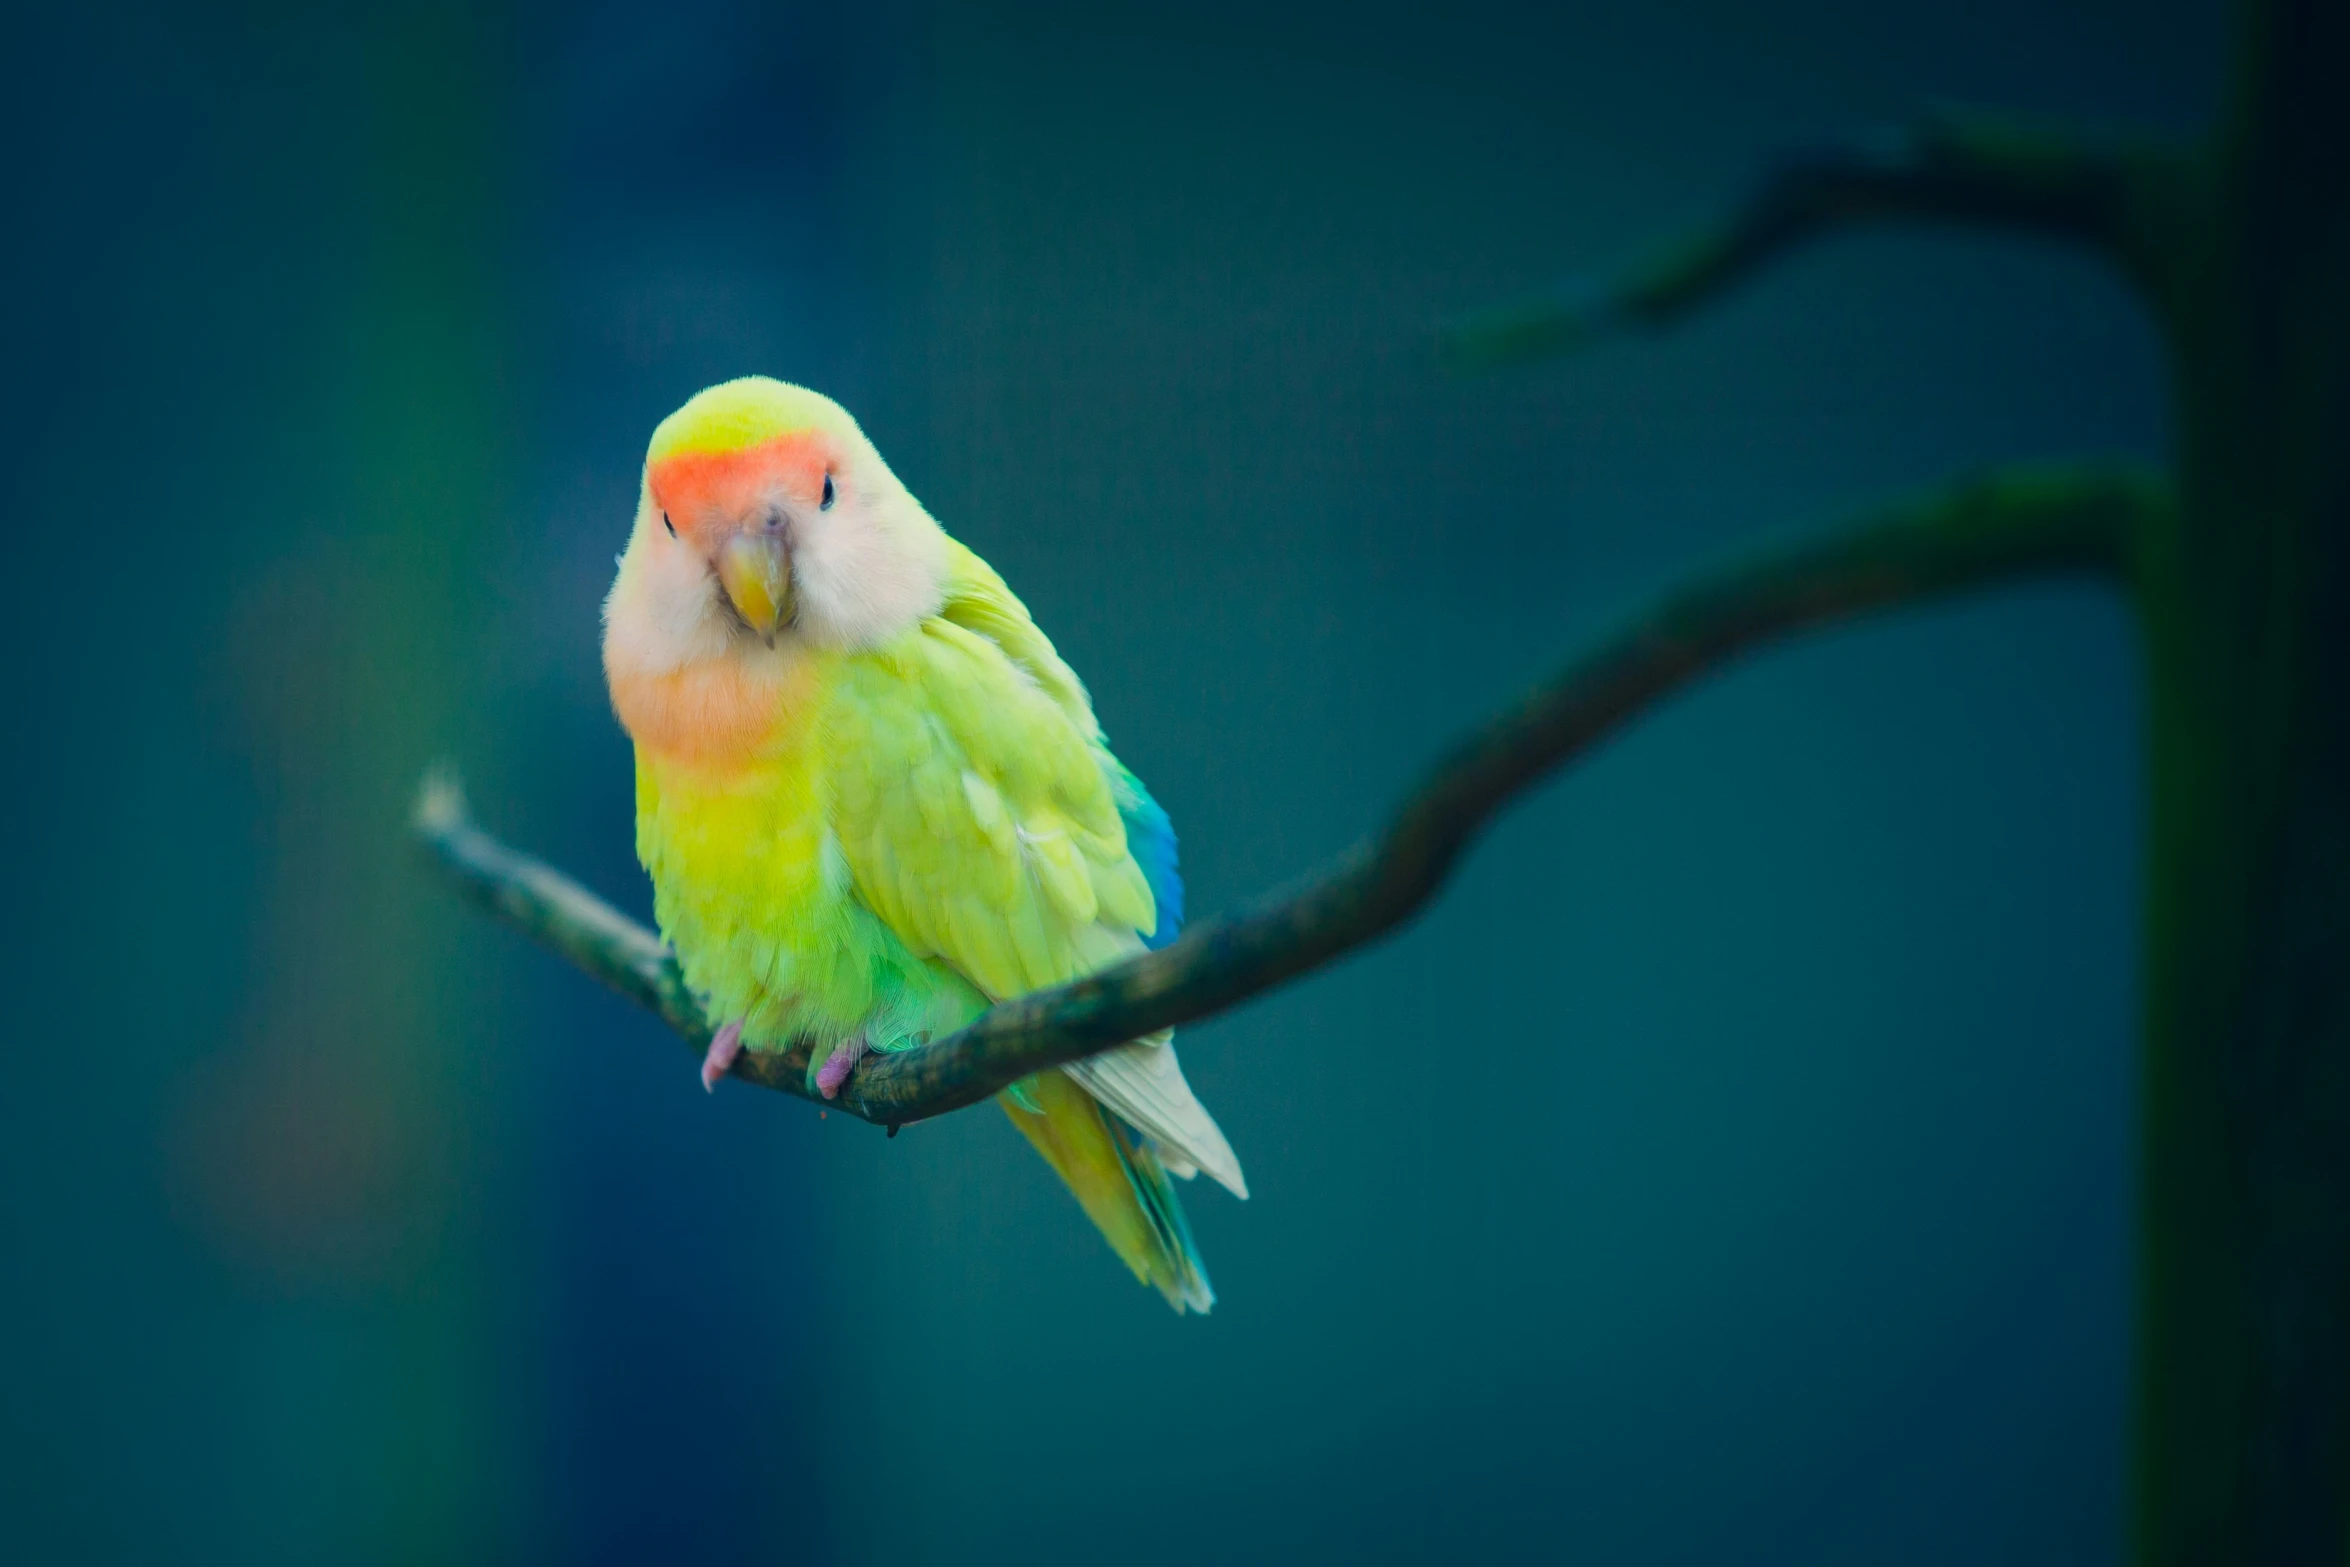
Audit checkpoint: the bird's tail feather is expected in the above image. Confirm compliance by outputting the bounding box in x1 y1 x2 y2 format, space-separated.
1061 1031 1247 1199
1000 1070 1214 1314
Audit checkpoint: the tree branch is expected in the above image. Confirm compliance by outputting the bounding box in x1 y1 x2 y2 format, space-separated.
417 464 2163 1128
1444 116 2191 366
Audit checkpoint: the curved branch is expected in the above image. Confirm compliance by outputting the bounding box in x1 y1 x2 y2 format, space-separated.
417 464 2163 1127
1444 116 2192 366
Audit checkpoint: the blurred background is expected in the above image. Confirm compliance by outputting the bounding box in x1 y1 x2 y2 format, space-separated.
4 0 2218 1561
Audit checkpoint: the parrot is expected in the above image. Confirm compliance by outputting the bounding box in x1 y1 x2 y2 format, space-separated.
601 375 1245 1312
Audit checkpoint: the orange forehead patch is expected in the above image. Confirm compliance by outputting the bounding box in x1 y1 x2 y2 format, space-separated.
648 432 834 530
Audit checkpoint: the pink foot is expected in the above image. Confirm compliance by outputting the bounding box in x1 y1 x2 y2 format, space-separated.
815 1035 870 1100
701 1018 745 1093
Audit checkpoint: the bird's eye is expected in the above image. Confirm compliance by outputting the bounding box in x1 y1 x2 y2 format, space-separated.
662 512 676 538
821 473 836 511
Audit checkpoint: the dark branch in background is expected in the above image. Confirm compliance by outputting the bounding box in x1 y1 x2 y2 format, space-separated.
1443 115 2192 366
417 464 2162 1128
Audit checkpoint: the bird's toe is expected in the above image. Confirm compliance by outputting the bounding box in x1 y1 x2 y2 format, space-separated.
701 1018 746 1092
815 1035 870 1100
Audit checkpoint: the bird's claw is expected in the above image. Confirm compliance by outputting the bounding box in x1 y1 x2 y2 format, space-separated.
816 1035 870 1100
701 1018 745 1092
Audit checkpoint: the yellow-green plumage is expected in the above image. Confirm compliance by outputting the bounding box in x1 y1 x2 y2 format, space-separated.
637 546 1154 1051
611 384 1233 1311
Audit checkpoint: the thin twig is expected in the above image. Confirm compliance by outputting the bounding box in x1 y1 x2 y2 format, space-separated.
1444 116 2189 366
414 771 821 1097
417 464 2162 1127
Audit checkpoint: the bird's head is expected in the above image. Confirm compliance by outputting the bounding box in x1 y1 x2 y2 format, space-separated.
603 378 948 683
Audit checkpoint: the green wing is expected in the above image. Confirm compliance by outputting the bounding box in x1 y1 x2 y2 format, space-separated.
823 551 1237 1309
826 544 1247 1217
824 547 1160 1001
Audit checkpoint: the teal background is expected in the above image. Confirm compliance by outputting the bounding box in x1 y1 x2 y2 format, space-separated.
5 1 2215 1561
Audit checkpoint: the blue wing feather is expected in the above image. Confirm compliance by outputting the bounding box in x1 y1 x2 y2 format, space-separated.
1105 758 1183 949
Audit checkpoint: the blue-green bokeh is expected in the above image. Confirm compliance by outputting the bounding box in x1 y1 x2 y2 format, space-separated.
5 1 2216 1560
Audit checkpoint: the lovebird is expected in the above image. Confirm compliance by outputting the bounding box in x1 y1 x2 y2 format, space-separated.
602 376 1245 1311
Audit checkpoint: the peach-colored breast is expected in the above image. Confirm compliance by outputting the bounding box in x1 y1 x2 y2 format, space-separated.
607 652 821 775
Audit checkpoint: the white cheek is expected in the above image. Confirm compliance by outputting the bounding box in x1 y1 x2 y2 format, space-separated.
602 518 732 676
790 495 948 650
